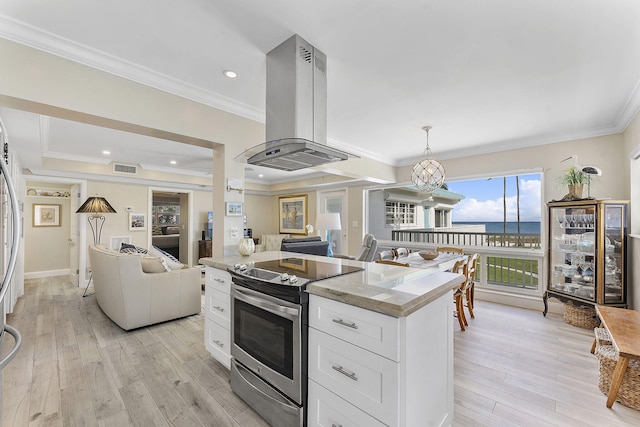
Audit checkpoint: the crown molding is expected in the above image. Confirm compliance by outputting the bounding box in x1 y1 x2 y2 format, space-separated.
397 124 623 167
0 14 265 123
616 77 640 132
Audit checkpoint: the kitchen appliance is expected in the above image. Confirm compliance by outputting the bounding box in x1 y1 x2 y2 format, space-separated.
0 122 23 423
235 34 355 171
228 258 363 427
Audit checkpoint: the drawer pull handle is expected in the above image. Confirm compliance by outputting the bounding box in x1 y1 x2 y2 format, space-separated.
332 365 358 381
214 278 226 284
332 318 358 329
213 305 225 312
332 424 343 427
213 340 224 348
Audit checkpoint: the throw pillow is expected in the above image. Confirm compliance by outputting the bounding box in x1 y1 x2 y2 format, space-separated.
148 245 184 270
120 243 148 254
140 255 170 273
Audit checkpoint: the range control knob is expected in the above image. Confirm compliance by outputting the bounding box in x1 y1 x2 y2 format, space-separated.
280 273 289 281
289 275 298 284
236 264 247 271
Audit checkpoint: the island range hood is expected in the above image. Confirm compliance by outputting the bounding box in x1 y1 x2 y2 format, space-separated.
236 34 355 171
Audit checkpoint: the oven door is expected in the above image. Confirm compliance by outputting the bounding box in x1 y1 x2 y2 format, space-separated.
231 284 302 405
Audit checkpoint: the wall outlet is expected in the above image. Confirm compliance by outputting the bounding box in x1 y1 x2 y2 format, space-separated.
352 220 358 227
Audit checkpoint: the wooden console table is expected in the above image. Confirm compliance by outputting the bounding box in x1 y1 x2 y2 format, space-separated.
594 305 640 408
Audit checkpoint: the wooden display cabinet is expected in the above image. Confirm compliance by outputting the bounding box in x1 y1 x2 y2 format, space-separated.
543 199 628 315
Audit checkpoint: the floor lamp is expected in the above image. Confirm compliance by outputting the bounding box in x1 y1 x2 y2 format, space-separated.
76 196 117 296
316 212 342 257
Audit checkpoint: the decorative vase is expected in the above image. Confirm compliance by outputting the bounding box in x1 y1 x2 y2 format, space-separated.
568 184 584 198
238 238 255 256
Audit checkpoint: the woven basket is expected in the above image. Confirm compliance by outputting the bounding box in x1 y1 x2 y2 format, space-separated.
595 344 640 410
563 303 599 329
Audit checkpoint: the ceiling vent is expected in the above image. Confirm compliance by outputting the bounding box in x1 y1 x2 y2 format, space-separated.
113 163 138 174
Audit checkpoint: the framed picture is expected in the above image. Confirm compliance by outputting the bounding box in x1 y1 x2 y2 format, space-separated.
33 204 61 227
226 202 243 216
129 213 147 231
110 236 131 251
279 195 307 234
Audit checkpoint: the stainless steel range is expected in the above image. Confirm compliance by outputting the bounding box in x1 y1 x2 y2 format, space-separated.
228 257 363 427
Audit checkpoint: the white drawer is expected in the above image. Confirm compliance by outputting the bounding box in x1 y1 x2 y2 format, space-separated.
309 295 400 361
308 328 398 426
307 380 387 427
205 266 231 293
204 318 230 369
205 286 230 328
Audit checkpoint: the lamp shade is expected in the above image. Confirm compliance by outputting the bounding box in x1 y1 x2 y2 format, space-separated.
76 196 117 215
316 212 341 230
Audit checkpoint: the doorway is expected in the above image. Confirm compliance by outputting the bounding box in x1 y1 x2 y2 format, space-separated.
149 188 193 265
23 177 87 287
319 190 347 255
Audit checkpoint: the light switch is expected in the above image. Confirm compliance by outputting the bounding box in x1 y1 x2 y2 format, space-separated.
230 227 239 238
352 220 358 227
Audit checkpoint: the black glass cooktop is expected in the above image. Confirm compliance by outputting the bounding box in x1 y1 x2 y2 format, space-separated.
251 257 363 282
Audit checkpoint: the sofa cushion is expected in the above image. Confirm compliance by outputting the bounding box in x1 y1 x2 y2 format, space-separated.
165 226 180 235
148 245 184 270
261 234 290 251
120 243 148 254
140 256 170 273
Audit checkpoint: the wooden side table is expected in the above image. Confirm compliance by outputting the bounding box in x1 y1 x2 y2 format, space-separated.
594 305 640 408
198 239 212 259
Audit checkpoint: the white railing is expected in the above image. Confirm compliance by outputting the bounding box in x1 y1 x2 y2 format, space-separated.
377 240 545 296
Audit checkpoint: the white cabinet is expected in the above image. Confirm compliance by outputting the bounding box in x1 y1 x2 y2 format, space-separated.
308 293 453 427
204 266 231 369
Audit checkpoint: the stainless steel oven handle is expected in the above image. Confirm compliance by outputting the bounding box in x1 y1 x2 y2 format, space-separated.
233 286 299 319
0 325 22 371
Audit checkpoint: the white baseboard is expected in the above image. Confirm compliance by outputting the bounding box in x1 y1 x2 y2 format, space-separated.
475 288 565 315
25 268 70 279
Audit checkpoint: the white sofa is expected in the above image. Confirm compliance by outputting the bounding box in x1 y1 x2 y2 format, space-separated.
254 234 290 252
88 245 202 330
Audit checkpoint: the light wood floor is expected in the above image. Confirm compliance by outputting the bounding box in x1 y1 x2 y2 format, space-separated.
3 277 640 426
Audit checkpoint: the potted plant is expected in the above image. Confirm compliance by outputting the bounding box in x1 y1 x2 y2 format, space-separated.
558 166 587 198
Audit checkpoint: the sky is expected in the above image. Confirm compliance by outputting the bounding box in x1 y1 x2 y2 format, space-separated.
447 173 541 222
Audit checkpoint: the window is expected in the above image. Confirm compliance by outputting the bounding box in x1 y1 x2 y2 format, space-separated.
385 201 416 226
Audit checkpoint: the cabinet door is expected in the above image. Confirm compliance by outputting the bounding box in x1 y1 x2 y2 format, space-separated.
308 328 398 426
602 204 625 304
205 318 231 369
307 380 387 427
549 205 596 302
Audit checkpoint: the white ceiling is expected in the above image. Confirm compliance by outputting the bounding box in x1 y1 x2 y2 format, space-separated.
1 0 639 184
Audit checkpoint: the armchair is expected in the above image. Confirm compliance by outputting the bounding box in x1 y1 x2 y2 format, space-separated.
334 234 378 262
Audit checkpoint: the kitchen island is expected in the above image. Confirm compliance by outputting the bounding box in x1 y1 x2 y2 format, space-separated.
200 251 462 427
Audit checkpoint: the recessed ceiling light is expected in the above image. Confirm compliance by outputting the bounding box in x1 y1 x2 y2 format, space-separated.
258 174 264 178
102 150 110 155
223 70 238 79
170 160 177 165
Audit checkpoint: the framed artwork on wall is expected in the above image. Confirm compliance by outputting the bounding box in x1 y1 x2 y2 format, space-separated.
129 213 147 231
225 202 243 216
33 204 61 227
279 195 307 234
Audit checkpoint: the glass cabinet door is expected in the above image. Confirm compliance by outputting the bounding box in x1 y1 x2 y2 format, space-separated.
549 205 596 302
603 204 624 304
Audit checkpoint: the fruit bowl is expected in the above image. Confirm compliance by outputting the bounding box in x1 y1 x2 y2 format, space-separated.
418 251 438 260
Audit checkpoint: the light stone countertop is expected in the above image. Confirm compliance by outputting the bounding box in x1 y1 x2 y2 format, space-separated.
199 251 463 317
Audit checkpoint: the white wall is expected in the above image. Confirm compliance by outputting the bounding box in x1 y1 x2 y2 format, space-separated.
24 182 72 273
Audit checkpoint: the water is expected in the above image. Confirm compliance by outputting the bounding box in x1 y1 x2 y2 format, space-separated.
453 221 541 234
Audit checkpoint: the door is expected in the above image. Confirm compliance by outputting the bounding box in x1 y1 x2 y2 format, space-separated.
69 184 80 286
320 190 347 255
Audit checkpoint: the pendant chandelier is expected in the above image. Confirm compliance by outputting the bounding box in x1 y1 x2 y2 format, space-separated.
411 126 446 192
